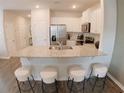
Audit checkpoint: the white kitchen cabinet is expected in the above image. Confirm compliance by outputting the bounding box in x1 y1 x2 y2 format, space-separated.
31 9 50 46
51 17 81 32
81 4 101 34
81 9 90 24
89 9 97 33
90 6 102 34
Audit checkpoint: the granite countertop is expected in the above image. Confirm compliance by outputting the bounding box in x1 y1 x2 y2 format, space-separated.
13 44 105 58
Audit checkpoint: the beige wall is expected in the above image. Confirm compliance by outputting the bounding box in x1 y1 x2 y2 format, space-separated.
109 0 124 85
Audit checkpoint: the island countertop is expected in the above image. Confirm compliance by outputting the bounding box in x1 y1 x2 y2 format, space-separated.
13 44 105 58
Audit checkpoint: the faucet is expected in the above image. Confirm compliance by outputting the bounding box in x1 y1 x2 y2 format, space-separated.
57 41 63 50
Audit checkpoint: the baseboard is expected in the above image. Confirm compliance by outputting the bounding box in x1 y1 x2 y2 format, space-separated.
108 73 124 91
0 56 10 59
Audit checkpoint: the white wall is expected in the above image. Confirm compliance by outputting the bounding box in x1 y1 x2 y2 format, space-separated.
0 10 8 58
109 0 124 87
99 0 117 61
31 9 50 46
51 17 81 32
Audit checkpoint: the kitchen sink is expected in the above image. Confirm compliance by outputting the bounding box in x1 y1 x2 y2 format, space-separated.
49 46 73 50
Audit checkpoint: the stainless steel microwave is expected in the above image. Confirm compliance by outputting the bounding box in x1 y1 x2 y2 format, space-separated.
81 22 91 33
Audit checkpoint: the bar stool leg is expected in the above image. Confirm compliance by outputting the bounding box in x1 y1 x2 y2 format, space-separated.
41 80 44 93
67 77 70 88
87 68 93 86
83 78 85 93
88 68 93 81
70 78 74 93
28 77 35 93
92 75 99 91
103 75 107 89
16 78 22 93
55 79 58 93
31 75 36 87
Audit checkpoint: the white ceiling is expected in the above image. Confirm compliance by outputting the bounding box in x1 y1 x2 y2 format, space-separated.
0 0 100 12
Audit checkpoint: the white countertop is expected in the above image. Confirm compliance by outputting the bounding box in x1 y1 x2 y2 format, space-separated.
13 44 105 58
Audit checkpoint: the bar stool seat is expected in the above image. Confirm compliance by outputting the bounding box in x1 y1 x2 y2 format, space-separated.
40 66 58 93
40 67 57 84
68 65 86 93
68 65 85 82
92 63 108 78
14 66 35 93
15 67 31 82
89 63 108 91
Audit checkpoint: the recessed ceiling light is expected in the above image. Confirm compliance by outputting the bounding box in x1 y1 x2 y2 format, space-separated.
28 14 31 18
72 5 76 9
36 5 40 9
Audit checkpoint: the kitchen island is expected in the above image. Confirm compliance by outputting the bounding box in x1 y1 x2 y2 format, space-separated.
13 44 107 80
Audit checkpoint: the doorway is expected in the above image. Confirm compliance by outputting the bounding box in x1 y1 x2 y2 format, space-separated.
4 10 32 56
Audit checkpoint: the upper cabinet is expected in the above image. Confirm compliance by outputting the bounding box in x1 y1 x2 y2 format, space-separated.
51 11 82 32
81 9 91 24
51 17 81 32
81 4 102 34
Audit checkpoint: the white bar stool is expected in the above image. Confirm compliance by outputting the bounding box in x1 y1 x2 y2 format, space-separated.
14 66 35 93
67 65 86 93
89 63 108 91
40 66 58 93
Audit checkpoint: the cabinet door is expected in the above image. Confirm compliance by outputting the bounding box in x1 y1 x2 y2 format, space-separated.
90 10 97 33
81 5 101 34
89 6 101 34
82 10 90 23
5 23 17 54
16 17 31 49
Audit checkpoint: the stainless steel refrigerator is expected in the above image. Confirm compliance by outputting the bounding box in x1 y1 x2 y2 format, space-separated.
50 24 67 45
